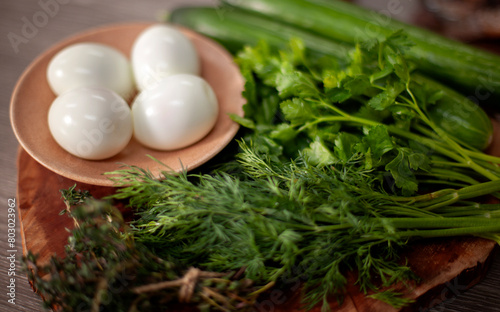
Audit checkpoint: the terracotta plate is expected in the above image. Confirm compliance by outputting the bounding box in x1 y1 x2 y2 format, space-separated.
10 22 245 186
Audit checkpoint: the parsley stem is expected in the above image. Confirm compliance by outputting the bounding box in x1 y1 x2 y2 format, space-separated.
418 168 479 185
387 126 500 181
439 210 500 218
298 109 497 180
415 179 468 188
386 179 500 208
316 98 349 117
419 180 500 210
464 150 500 164
413 123 500 166
309 95 491 182
295 111 500 181
435 203 500 213
406 85 476 164
458 179 500 198
295 115 373 132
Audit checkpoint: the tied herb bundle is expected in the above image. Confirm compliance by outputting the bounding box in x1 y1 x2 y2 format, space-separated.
25 34 500 311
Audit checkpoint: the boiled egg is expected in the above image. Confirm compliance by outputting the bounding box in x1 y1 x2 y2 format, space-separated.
47 43 135 99
131 74 218 151
48 86 133 160
131 24 200 91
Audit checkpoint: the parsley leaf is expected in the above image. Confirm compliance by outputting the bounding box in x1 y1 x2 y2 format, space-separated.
280 98 316 123
303 138 336 166
334 132 361 163
385 147 431 195
368 81 405 110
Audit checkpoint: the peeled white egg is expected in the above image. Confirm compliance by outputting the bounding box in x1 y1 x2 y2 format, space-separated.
48 86 133 160
131 74 218 151
131 24 200 91
47 43 135 99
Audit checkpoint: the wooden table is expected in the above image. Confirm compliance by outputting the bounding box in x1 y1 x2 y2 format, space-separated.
1 1 499 311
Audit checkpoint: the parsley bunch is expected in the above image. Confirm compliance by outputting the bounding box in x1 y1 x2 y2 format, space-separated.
232 33 500 195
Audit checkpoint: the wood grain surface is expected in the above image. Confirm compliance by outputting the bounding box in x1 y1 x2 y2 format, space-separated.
1 1 500 312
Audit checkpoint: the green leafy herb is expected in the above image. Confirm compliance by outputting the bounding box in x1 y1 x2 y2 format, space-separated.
234 35 500 195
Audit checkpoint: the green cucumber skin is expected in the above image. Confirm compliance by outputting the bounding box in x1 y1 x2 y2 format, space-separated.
170 7 351 60
222 0 500 104
170 7 493 150
412 74 493 151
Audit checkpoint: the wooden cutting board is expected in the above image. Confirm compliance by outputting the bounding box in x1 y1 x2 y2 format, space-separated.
16 144 499 312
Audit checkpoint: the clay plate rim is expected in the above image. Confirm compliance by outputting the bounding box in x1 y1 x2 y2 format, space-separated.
10 22 245 186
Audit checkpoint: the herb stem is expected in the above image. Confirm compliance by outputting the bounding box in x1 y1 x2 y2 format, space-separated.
397 224 500 238
295 110 499 181
387 126 499 181
418 169 478 185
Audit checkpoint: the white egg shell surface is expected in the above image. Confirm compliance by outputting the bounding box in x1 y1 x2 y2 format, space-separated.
48 87 133 160
131 24 200 91
47 42 135 99
132 74 218 151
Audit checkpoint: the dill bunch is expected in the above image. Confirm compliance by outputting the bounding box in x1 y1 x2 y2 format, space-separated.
107 142 500 310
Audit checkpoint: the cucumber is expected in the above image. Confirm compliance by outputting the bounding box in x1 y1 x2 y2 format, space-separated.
222 0 500 104
412 75 493 151
170 6 493 150
169 7 350 60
